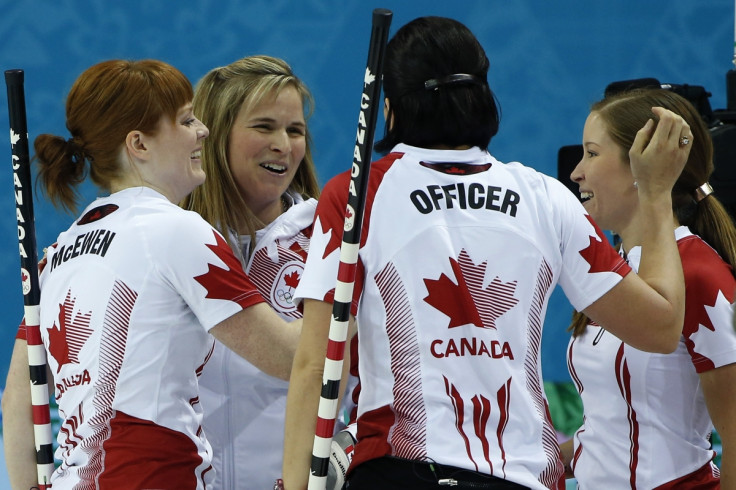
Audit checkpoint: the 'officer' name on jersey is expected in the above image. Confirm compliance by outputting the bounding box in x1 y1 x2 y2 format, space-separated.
410 183 520 216
50 229 116 272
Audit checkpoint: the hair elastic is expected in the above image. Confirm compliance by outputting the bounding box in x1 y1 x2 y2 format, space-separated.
424 73 482 91
67 137 87 164
67 137 81 150
694 182 713 202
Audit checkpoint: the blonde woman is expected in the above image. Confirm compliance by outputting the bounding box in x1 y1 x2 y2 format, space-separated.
183 55 319 489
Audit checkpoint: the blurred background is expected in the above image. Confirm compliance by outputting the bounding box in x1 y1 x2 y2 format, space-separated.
0 0 733 486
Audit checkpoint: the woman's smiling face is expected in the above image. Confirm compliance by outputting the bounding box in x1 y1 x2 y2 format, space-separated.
143 103 209 203
570 111 638 234
227 85 306 224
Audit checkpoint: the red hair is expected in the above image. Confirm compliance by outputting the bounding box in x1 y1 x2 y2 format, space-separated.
35 59 193 212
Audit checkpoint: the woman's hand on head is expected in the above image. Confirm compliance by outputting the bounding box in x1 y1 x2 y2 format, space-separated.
629 107 693 200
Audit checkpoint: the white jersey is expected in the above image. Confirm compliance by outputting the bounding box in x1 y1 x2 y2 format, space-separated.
37 187 264 489
568 226 736 489
295 144 631 490
198 193 317 490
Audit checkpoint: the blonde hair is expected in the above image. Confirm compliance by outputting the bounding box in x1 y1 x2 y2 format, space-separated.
182 55 319 255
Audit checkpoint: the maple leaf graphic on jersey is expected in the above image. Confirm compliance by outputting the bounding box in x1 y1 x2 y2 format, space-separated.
284 270 301 289
578 214 620 274
686 289 734 371
194 231 255 301
78 203 119 225
686 272 736 336
288 240 308 262
317 207 345 260
424 249 519 329
47 289 94 373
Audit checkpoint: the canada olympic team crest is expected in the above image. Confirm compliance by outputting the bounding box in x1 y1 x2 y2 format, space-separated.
344 203 355 232
20 267 31 295
270 260 304 313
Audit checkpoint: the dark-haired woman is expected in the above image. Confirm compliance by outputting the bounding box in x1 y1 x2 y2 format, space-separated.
283 16 692 490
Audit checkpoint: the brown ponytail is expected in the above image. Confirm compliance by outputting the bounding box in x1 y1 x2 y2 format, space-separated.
570 88 736 337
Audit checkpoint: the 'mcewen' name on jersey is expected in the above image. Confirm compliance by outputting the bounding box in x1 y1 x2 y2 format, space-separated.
50 229 116 272
410 183 520 216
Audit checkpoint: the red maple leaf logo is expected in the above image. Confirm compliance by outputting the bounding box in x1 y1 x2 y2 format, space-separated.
681 237 736 337
47 290 94 373
318 153 402 260
21 270 28 282
424 249 519 329
684 285 734 371
288 241 308 262
313 173 351 261
318 206 346 261
687 284 732 336
578 214 623 274
78 204 119 225
284 270 301 289
194 231 259 302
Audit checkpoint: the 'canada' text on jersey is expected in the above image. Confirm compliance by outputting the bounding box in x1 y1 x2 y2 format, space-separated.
430 337 514 359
